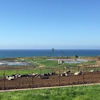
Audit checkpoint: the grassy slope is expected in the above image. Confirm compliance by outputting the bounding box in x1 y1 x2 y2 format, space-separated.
0 57 79 77
0 57 97 77
0 85 100 100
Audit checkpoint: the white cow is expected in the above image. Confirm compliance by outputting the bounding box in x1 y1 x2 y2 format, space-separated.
6 74 21 80
89 70 94 72
6 76 15 80
74 71 82 75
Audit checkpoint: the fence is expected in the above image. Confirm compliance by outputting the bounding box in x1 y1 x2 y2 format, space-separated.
0 65 100 90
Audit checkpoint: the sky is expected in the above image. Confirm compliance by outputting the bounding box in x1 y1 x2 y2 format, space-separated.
0 0 100 49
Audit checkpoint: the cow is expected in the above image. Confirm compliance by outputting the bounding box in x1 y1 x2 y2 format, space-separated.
89 70 94 72
6 74 21 80
61 71 71 77
74 71 82 75
6 76 15 80
40 75 49 79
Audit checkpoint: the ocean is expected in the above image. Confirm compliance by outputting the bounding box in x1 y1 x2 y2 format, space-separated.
0 49 100 58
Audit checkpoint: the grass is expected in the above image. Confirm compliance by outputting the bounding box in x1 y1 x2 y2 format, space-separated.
18 57 80 68
0 68 57 77
0 85 100 100
40 60 59 67
82 61 96 65
0 57 97 77
0 57 100 99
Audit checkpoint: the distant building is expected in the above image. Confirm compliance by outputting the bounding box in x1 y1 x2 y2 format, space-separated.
58 59 64 65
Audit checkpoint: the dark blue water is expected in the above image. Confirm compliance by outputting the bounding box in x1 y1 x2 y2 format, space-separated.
0 49 100 58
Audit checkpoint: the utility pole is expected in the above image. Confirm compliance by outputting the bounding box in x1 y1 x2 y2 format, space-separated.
52 48 54 57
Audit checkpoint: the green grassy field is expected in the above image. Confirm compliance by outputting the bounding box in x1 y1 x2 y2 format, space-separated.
0 57 97 77
0 85 100 100
0 68 57 77
18 57 80 68
0 57 79 77
0 57 99 100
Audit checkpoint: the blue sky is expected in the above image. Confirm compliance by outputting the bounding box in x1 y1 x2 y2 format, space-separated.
0 0 100 49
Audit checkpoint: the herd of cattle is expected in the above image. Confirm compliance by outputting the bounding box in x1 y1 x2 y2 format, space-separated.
6 70 95 81
5 71 85 81
6 72 56 80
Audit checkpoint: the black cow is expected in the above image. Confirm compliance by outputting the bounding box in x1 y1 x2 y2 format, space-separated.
40 75 49 79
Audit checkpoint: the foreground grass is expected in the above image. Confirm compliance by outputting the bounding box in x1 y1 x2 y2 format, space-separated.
0 85 100 100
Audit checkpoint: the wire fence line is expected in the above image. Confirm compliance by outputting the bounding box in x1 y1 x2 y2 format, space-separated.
0 66 100 90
